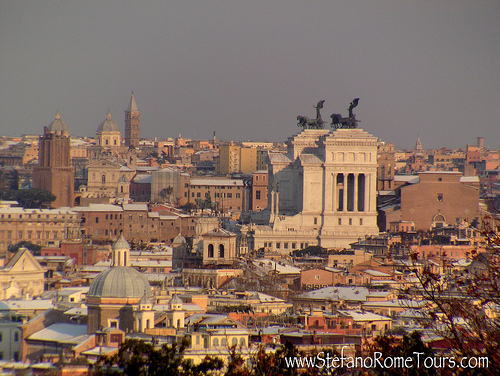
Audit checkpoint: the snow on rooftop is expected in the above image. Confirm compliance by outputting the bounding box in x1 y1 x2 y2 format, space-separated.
338 309 391 322
297 286 369 302
253 259 301 274
28 323 88 342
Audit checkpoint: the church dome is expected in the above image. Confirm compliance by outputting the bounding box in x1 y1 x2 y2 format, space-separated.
88 266 152 299
172 234 187 244
97 111 120 134
48 111 68 133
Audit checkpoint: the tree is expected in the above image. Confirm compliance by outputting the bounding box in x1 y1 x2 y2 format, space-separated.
180 202 197 214
8 241 42 255
7 169 19 191
365 331 436 376
14 188 56 208
92 338 223 376
0 187 56 208
399 217 500 373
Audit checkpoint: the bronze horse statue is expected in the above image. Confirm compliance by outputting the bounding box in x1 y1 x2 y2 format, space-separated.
330 98 360 129
297 100 326 129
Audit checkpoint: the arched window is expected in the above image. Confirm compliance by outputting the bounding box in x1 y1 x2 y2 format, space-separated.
213 338 219 347
232 338 238 346
102 175 106 184
240 338 246 346
208 244 214 258
221 338 227 346
219 244 225 258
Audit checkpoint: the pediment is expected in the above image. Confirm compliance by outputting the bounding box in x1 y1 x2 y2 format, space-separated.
87 159 122 170
3 249 44 273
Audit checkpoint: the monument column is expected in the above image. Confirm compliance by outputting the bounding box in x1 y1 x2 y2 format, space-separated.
331 173 337 212
353 173 359 212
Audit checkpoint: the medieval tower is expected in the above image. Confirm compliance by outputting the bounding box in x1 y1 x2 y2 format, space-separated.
124 92 140 148
33 111 75 208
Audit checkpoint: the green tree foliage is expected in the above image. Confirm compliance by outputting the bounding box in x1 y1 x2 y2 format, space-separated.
0 187 56 208
7 169 19 190
92 338 223 376
7 241 42 255
291 245 327 258
365 332 436 376
180 202 197 213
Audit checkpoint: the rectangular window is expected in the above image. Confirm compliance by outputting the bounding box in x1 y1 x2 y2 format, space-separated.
196 192 201 198
106 214 109 220
18 231 23 239
96 217 99 224
276 242 281 249
227 193 232 198
14 332 19 341
338 218 342 225
256 190 261 200
359 218 363 225
349 218 352 225
284 243 288 249
236 193 240 198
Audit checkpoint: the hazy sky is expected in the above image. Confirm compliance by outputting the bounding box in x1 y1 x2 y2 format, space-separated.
1 1 499 149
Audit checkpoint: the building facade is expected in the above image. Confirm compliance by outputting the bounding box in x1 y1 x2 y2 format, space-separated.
252 128 380 250
0 205 80 254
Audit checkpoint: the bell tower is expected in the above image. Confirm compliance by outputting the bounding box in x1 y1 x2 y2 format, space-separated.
125 92 140 148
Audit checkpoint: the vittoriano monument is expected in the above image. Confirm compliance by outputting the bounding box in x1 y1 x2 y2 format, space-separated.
297 99 360 130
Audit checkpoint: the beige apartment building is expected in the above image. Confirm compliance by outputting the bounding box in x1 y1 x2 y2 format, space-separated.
186 178 245 212
0 205 80 254
216 144 258 174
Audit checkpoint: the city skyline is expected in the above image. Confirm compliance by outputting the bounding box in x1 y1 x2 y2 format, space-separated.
1 1 499 150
